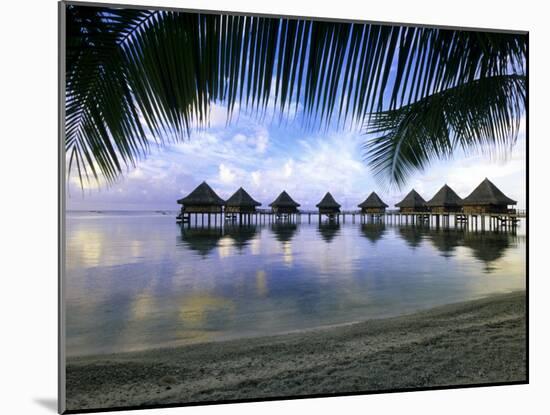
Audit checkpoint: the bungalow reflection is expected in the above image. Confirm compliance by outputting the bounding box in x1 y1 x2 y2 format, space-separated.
463 231 518 273
269 223 298 265
179 226 224 258
397 226 428 249
360 223 387 244
269 223 298 243
178 294 236 329
425 229 465 258
223 225 259 252
317 222 341 243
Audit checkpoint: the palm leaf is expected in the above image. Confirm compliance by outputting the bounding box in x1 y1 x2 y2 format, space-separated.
65 4 527 186
364 75 526 187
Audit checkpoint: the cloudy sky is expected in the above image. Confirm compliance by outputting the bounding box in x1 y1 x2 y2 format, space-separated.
66 97 526 211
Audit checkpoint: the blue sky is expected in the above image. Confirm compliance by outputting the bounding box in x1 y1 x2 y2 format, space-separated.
66 19 526 211
67 99 526 211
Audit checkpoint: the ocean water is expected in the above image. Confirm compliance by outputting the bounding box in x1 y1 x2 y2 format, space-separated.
65 211 526 356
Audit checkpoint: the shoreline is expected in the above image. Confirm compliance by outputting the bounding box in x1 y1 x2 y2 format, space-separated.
66 291 526 411
67 290 525 359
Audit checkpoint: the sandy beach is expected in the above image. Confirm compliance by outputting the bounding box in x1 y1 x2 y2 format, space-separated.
66 291 526 411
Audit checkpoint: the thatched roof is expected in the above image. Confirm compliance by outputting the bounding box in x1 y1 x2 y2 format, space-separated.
427 184 463 207
177 181 225 206
269 190 301 207
358 192 388 208
225 187 261 207
316 192 341 208
395 189 427 208
462 178 517 206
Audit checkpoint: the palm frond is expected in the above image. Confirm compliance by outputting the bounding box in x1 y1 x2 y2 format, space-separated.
66 6 155 183
65 4 527 186
364 75 526 187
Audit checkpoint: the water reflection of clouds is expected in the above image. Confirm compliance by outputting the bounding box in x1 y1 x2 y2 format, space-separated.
255 270 268 297
66 215 526 356
67 227 105 269
179 294 236 326
281 242 293 266
268 224 299 266
250 238 261 255
68 217 173 270
217 236 234 258
130 291 156 321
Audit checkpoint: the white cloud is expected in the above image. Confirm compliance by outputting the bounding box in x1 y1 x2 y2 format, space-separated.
282 159 294 178
251 171 261 186
218 164 236 184
67 102 526 210
208 103 231 128
256 134 269 153
233 133 247 143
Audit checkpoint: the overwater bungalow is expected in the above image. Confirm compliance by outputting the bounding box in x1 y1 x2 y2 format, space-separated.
225 187 261 213
269 191 300 218
358 192 388 214
177 181 225 224
426 184 463 213
316 192 341 220
225 187 261 223
395 189 428 213
462 178 517 214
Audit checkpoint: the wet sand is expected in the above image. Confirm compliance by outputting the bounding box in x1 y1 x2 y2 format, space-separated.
66 291 526 411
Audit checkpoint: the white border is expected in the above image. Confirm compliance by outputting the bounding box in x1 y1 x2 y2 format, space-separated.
2 1 547 414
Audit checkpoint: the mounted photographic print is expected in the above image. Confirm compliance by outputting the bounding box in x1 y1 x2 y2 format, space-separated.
59 1 528 413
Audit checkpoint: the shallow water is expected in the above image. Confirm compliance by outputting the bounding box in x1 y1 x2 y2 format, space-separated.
65 211 526 356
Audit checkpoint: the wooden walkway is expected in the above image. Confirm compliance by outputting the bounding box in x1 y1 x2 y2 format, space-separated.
177 209 526 231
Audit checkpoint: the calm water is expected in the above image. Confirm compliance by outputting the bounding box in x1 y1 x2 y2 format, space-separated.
65 211 526 357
